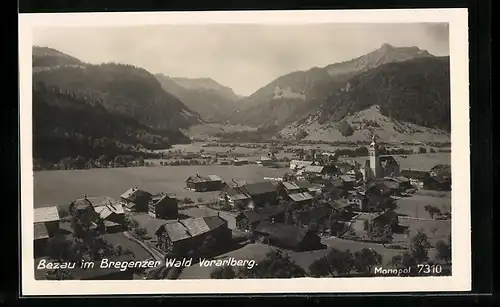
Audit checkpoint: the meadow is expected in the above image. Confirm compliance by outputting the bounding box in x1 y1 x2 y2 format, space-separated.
33 164 290 207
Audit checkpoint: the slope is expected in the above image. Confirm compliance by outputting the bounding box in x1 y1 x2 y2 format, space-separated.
155 74 240 122
32 46 201 130
228 44 435 129
280 105 450 143
33 81 190 163
318 56 451 132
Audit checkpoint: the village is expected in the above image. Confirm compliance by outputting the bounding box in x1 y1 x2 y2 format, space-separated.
33 136 452 280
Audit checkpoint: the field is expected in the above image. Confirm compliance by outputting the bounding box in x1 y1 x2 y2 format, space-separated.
33 164 290 207
343 153 450 171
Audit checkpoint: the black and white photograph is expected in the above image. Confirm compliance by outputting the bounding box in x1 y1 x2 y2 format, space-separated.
20 9 470 295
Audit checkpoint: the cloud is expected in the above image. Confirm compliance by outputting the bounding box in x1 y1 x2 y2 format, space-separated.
33 23 449 96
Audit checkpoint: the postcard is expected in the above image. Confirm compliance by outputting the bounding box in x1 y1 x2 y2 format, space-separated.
19 8 470 296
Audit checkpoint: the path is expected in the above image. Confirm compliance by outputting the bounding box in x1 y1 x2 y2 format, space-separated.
122 231 164 264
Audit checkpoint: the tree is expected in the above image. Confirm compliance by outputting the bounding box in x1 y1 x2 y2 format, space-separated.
308 248 354 277
368 224 393 247
137 156 145 166
73 155 87 169
435 240 451 264
424 205 441 219
210 266 236 279
391 252 417 270
339 122 354 137
410 231 432 263
237 249 306 278
353 248 383 274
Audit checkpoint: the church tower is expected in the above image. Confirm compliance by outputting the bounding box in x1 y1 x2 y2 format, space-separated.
369 135 380 178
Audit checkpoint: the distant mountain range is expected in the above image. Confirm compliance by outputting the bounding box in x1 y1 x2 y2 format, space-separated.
32 43 451 153
155 74 240 122
227 44 448 134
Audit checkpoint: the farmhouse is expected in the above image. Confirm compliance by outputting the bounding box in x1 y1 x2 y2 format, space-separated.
148 193 178 219
338 174 355 189
120 188 152 212
235 205 286 232
186 174 225 192
365 179 401 197
155 215 232 257
423 174 451 191
233 158 249 166
241 181 278 207
34 206 61 256
294 205 333 230
289 160 314 171
219 185 252 209
279 180 320 197
400 169 430 188
288 192 314 207
94 201 126 233
253 222 326 252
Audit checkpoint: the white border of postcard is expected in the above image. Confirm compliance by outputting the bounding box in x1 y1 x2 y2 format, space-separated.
19 8 470 296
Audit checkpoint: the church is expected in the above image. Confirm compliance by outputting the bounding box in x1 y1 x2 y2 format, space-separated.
361 136 400 181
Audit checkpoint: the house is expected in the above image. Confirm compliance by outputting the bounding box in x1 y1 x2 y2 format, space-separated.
241 181 278 207
366 194 397 212
148 193 178 219
303 165 337 176
219 185 252 209
294 206 333 230
120 188 152 212
423 174 451 191
186 174 225 192
339 175 355 190
233 158 249 166
365 179 400 197
289 160 314 171
34 206 61 236
372 209 400 230
260 152 278 166
94 201 126 233
253 222 326 251
279 180 320 197
400 169 431 188
155 215 232 257
235 205 286 232
347 193 369 211
288 192 314 207
391 176 412 190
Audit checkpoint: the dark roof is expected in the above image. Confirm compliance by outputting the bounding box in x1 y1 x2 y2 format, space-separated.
150 193 176 206
379 156 399 166
254 222 311 248
374 209 399 222
296 180 314 190
34 222 49 240
297 206 332 224
400 169 430 180
238 210 262 223
186 174 223 183
120 189 152 203
157 215 227 242
243 181 277 196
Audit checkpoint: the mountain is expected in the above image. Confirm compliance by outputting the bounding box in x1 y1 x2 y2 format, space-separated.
228 44 436 129
280 105 450 143
32 46 201 130
280 56 451 143
33 82 190 163
33 46 84 68
155 74 240 122
317 56 451 132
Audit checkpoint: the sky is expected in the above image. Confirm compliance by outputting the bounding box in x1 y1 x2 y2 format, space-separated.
33 23 449 96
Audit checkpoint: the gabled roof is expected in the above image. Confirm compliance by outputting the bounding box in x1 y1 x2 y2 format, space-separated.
290 160 314 170
34 222 49 240
120 188 152 202
238 210 262 223
289 192 313 202
186 174 223 183
254 222 311 248
34 206 60 223
158 216 227 242
379 155 399 166
243 181 277 196
303 165 325 173
94 202 125 220
150 193 176 206
339 175 354 183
